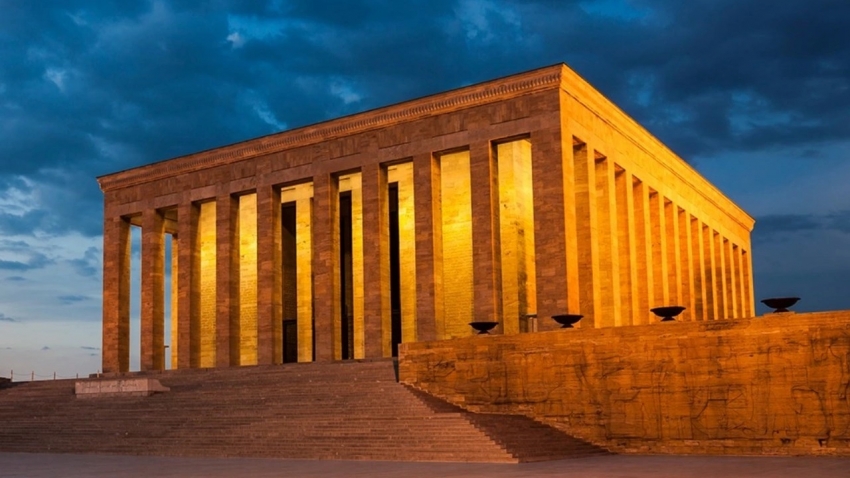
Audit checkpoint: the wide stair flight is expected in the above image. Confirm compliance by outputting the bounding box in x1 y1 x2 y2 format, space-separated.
0 359 607 462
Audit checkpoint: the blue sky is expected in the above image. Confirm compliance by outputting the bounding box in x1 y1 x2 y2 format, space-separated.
1 0 849 378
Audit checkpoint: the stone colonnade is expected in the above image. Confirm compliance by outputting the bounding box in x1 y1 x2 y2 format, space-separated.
100 65 755 374
571 138 754 326
102 134 753 373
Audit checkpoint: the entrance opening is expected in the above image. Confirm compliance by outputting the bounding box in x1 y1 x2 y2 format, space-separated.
281 202 298 363
282 319 297 363
389 184 402 357
339 192 354 360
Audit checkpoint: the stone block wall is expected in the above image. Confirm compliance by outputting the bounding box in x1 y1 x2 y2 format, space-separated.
399 311 850 455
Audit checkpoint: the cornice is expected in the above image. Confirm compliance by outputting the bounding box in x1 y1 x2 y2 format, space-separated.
557 65 755 231
98 65 563 192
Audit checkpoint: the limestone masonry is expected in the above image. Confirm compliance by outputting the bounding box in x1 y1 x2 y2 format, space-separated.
98 63 755 374
399 311 850 456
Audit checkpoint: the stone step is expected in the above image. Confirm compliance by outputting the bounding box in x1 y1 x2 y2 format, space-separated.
0 359 606 462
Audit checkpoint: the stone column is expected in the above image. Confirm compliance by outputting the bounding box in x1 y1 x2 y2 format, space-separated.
574 142 601 327
177 201 201 368
531 127 580 331
678 208 695 321
295 196 313 362
396 164 417 344
664 199 681 307
102 215 131 374
725 239 737 318
313 172 340 361
595 155 620 328
632 180 653 324
649 190 668 305
703 227 717 320
469 141 502 326
257 184 282 364
216 193 240 367
743 248 754 317
689 215 705 321
141 209 165 371
716 233 728 319
361 162 390 357
413 153 441 342
691 218 712 320
734 244 745 317
349 175 365 358
615 168 637 326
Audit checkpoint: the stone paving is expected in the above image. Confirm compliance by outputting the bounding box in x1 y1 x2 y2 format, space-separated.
1 453 848 477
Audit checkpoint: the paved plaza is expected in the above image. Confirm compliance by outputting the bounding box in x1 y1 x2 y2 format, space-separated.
1 453 848 477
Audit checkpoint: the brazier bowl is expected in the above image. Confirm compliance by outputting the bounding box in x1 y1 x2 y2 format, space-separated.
469 321 499 335
650 306 686 322
551 314 584 328
761 297 800 313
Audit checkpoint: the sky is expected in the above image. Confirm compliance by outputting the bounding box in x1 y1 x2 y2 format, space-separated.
1 0 849 379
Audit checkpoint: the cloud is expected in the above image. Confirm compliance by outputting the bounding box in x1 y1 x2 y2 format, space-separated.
80 346 99 351
755 210 850 243
59 295 89 304
0 254 52 272
68 246 101 277
226 31 246 49
1 0 849 368
41 346 50 351
0 313 17 322
0 239 53 273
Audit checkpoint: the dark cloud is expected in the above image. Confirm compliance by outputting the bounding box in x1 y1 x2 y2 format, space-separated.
0 0 849 326
4 276 26 282
0 253 52 272
826 211 850 233
41 346 50 351
755 211 850 243
68 247 101 277
80 346 99 351
1 0 847 242
0 313 17 322
59 295 89 304
754 214 823 238
0 240 53 271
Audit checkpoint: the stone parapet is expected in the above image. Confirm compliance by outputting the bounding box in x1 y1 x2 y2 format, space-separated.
399 311 850 456
75 378 170 399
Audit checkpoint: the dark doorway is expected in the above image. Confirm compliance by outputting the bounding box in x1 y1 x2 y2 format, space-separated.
281 203 297 363
339 192 354 360
389 184 402 357
282 319 297 363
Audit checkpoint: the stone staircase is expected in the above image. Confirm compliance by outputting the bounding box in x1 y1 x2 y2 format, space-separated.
0 360 607 462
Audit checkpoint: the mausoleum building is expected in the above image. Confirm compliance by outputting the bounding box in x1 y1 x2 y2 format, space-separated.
98 63 755 374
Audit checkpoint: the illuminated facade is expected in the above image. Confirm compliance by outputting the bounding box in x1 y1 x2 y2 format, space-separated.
98 64 755 373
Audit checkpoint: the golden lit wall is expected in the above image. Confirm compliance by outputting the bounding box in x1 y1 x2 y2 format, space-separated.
239 193 258 365
439 151 473 339
281 183 314 363
198 200 217 367
400 311 849 456
338 174 364 359
497 139 536 334
170 235 178 369
388 162 417 344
